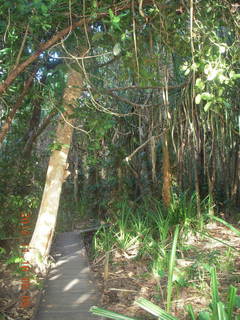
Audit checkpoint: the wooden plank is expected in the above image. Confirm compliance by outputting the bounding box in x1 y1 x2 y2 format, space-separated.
34 232 99 320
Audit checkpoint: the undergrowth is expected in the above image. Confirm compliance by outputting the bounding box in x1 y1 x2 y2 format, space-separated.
91 192 239 319
93 192 208 267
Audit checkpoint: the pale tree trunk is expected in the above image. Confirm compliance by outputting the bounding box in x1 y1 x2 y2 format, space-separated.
25 69 82 271
73 150 79 207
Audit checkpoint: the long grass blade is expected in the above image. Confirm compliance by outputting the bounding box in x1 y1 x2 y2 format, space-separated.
199 231 238 251
226 285 237 319
185 304 196 320
90 306 139 320
207 215 240 237
135 298 178 319
217 301 227 320
210 266 219 319
167 225 179 313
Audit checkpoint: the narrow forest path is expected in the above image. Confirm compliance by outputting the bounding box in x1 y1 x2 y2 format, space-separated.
34 232 99 320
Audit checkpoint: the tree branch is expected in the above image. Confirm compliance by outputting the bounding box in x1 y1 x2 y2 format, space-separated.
103 89 160 108
106 82 187 91
0 0 159 96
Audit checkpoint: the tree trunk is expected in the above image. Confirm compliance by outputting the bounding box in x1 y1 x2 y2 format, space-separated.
22 109 58 157
25 69 82 271
22 102 42 157
162 132 171 207
73 149 79 207
0 73 35 146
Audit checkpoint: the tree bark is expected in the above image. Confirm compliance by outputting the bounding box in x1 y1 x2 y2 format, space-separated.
22 109 57 158
162 132 171 207
25 69 82 271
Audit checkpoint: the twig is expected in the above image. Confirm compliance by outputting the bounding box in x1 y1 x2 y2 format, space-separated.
125 133 163 162
104 251 110 281
3 9 11 43
14 24 29 68
108 288 138 293
105 90 159 108
106 82 187 91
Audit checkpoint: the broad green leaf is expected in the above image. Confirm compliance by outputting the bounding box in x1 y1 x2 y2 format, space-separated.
231 73 240 80
201 92 213 101
113 43 121 56
195 94 202 104
195 78 205 90
0 48 10 55
204 102 212 112
235 296 240 308
198 311 211 320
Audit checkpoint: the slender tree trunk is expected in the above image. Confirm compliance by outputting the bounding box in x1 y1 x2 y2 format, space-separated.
232 141 240 206
0 73 35 146
22 102 42 157
73 149 79 207
162 132 171 207
25 69 82 271
23 109 58 157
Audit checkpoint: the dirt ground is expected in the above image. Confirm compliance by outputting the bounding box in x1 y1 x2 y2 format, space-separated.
84 221 240 319
0 220 239 319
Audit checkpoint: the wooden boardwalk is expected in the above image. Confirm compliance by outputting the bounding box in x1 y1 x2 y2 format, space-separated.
34 232 99 320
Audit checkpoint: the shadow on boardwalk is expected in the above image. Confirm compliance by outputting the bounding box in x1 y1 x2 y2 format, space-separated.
34 232 99 320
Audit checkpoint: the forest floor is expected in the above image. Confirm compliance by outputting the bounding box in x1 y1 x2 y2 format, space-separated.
0 262 41 320
84 220 240 319
0 219 239 320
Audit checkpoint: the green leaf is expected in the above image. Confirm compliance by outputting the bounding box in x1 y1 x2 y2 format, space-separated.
90 306 139 320
195 78 205 90
201 92 213 101
108 8 122 30
167 225 179 313
0 48 11 56
217 302 227 320
195 94 202 105
113 43 121 56
210 267 219 318
207 215 240 237
204 101 212 112
235 296 240 308
92 32 105 42
135 298 178 319
227 286 237 319
230 72 240 80
198 311 211 320
40 4 48 13
185 304 196 320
